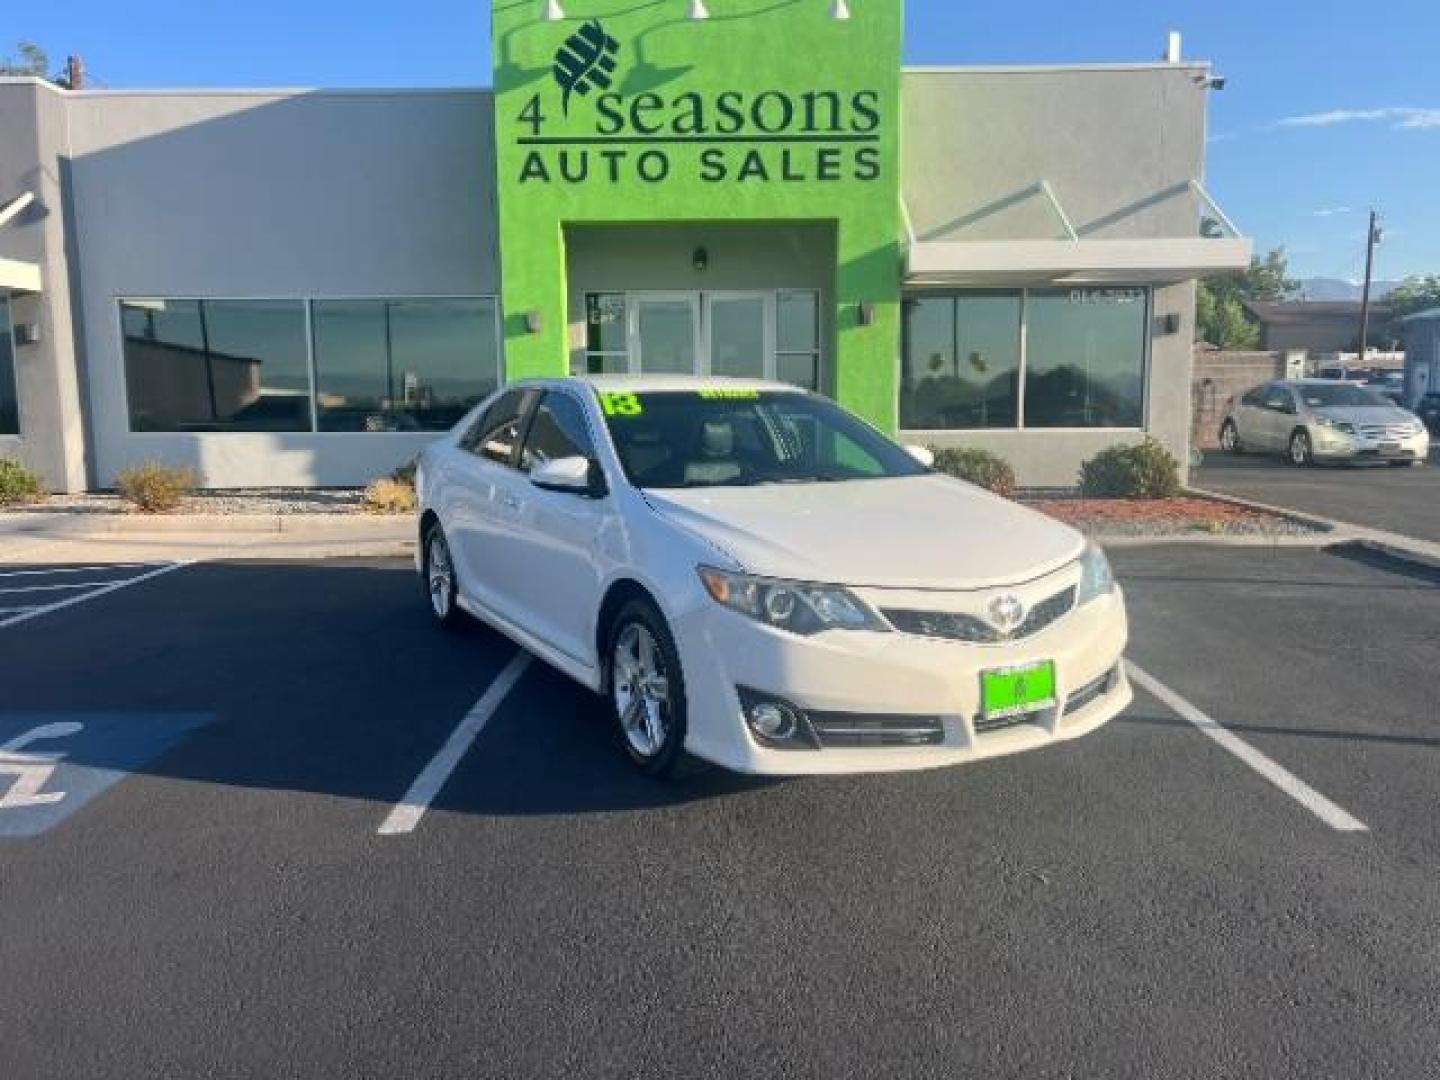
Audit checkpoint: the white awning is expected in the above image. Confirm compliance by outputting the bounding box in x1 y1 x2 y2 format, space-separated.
905 236 1253 287
0 256 41 293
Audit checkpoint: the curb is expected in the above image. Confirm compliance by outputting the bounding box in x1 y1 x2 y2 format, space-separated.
4 512 416 539
1183 486 1338 534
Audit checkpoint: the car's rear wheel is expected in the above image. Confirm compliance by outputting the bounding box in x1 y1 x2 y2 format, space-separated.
1288 429 1314 467
423 524 464 631
607 599 690 779
1219 419 1241 454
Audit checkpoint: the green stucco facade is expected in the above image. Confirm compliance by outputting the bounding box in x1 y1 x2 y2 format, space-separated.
491 0 904 429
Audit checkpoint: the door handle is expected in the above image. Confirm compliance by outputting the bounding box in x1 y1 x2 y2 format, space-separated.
499 492 522 510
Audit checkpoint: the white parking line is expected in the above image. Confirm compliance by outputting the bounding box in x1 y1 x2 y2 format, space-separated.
0 581 133 594
378 651 533 836
0 563 150 578
1126 660 1368 833
0 561 194 630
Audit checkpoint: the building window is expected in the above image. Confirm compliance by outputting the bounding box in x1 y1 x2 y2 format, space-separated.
0 295 18 435
900 292 1022 429
901 287 1149 431
584 293 629 375
121 297 501 434
312 298 500 432
776 290 821 391
121 299 311 432
1024 288 1147 428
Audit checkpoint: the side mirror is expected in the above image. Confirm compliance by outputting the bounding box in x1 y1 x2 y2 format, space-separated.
531 455 606 497
905 445 935 468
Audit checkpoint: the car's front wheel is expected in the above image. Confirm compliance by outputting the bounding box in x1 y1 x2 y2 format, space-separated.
423 523 464 631
1288 429 1314 467
607 599 690 779
1219 419 1241 454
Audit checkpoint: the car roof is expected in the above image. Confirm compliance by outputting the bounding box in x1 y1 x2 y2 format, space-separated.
570 374 806 395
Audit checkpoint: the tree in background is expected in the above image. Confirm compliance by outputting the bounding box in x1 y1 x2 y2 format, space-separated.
1387 275 1440 319
0 41 74 87
1196 247 1299 349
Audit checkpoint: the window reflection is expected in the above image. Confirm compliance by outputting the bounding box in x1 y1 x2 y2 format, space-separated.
1024 289 1146 428
0 295 18 435
121 299 310 432
901 293 1021 429
312 299 499 432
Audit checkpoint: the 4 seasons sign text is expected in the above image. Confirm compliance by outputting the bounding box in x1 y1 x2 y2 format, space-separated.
515 20 884 186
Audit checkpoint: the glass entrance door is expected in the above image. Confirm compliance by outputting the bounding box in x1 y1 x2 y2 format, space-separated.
705 292 773 380
630 294 699 375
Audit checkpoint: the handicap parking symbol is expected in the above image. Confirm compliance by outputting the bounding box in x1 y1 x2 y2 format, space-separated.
0 713 213 838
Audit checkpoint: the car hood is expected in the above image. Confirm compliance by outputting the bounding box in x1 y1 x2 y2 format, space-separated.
1315 405 1418 426
643 475 1086 590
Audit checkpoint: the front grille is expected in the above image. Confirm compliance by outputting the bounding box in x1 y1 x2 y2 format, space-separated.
884 586 1077 644
807 711 945 748
1064 666 1118 716
1358 423 1415 441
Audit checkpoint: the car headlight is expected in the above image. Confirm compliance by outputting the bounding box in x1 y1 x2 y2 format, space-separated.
1076 544 1116 606
1314 415 1355 434
697 567 889 635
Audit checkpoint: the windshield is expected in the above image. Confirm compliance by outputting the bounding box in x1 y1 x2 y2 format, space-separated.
595 389 929 489
1298 383 1392 409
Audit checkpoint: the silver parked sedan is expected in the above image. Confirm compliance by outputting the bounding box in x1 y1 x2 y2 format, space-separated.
1219 379 1430 467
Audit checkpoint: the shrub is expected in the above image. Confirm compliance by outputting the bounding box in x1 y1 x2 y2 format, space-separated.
362 477 417 514
1078 438 1181 499
0 458 44 506
929 446 1017 499
115 461 198 513
389 459 418 487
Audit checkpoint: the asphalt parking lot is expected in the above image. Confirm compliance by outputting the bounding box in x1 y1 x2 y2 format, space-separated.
1196 445 1440 543
3 546 1439 1079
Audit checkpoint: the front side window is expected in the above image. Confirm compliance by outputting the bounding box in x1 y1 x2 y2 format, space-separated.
121 299 311 432
599 390 927 490
0 295 17 435
1296 383 1392 409
461 388 532 467
521 391 596 472
312 298 500 432
1023 288 1147 428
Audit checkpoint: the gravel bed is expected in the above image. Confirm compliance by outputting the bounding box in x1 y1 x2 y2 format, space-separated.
3 488 375 516
1023 495 1327 538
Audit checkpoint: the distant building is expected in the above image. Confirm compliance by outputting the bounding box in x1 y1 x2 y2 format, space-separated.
1243 300 1400 355
1403 308 1440 406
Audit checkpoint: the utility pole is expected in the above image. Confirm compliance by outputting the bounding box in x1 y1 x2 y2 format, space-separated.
1358 209 1382 364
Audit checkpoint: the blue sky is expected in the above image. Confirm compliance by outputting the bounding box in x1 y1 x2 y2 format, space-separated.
8 0 1437 281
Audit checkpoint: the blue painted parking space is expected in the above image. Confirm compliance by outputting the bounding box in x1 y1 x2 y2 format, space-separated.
0 712 213 838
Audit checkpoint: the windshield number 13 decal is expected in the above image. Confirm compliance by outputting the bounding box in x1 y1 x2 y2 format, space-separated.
599 392 643 417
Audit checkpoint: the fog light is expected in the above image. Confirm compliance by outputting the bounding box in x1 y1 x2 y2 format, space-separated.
749 703 795 740
738 687 819 750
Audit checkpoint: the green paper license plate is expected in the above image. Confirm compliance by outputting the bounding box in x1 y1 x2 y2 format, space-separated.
981 661 1057 720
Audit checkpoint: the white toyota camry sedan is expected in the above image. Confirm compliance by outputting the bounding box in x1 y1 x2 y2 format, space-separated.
415 376 1131 778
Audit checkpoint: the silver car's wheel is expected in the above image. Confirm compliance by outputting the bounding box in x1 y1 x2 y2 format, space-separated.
613 623 671 759
1219 420 1240 454
424 526 462 630
606 598 691 778
1289 429 1313 467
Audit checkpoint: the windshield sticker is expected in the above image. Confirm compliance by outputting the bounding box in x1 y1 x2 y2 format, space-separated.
599 392 644 417
698 389 760 401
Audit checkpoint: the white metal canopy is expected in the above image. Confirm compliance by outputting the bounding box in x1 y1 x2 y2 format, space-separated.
0 256 41 293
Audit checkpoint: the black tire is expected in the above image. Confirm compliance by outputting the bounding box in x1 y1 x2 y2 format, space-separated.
1288 429 1314 467
421 522 465 632
1388 459 1420 467
1219 419 1242 454
605 598 692 780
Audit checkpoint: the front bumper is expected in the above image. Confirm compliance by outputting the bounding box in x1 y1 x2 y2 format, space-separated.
1311 427 1430 461
673 587 1130 776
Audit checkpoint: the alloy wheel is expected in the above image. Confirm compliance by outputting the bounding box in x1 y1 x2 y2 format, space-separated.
427 533 454 619
612 622 671 759
1290 431 1312 466
1220 421 1238 453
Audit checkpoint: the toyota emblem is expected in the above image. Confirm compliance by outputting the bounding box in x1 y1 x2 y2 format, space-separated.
988 594 1026 634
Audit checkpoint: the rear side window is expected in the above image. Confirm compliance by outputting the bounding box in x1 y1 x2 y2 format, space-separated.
1241 387 1266 407
460 389 533 467
521 391 597 472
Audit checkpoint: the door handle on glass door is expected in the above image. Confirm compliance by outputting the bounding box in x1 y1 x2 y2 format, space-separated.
500 492 521 510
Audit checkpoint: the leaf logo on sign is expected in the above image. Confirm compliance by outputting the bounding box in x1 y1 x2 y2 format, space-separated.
553 19 621 114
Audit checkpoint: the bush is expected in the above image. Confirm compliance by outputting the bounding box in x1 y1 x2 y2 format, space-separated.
362 477 417 514
115 461 198 513
929 446 1017 499
1078 438 1181 499
389 459 418 487
0 458 44 506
